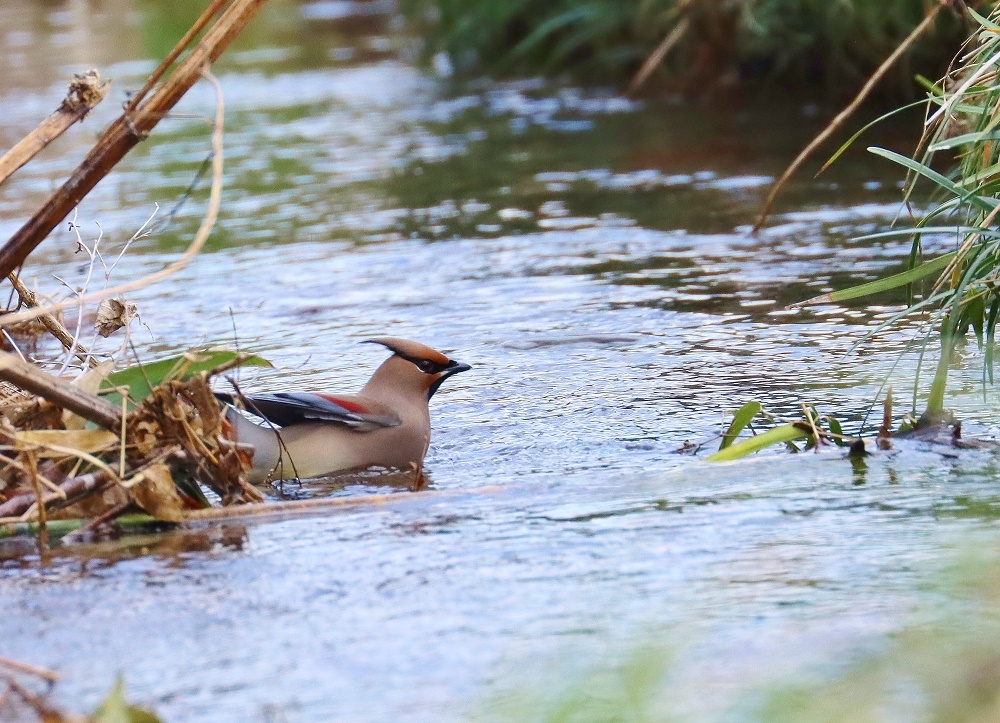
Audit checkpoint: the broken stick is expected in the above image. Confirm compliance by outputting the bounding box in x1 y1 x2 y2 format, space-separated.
0 70 110 188
0 353 120 429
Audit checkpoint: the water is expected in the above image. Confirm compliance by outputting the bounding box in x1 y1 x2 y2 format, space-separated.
2 0 1000 719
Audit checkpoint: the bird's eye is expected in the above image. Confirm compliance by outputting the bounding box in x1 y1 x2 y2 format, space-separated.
416 359 436 373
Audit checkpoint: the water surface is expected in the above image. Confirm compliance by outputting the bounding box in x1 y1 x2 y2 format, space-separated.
1 1 999 720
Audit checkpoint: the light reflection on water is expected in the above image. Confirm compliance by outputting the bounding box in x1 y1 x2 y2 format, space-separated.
1 0 999 720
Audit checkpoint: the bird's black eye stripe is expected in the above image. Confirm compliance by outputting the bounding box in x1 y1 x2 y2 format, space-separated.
400 354 449 374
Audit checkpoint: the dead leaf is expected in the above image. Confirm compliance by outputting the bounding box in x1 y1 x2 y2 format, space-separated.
95 298 138 338
72 360 114 394
131 463 184 522
55 484 129 520
63 360 115 429
16 429 118 455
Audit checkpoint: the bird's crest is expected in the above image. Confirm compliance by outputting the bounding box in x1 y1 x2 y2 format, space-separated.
363 337 451 365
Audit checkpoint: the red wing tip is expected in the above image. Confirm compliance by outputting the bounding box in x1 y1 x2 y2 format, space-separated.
315 393 369 414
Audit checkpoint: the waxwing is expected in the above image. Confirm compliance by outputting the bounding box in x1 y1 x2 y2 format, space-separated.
219 338 470 484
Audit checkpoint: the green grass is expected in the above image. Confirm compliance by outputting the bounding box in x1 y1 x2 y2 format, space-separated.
837 6 1000 421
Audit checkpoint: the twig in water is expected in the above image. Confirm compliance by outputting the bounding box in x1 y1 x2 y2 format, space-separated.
6 274 96 368
0 657 58 684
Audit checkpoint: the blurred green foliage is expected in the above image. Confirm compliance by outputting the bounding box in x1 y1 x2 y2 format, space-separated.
483 548 1000 722
401 0 973 95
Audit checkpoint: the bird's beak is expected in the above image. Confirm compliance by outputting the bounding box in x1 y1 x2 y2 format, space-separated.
445 360 472 375
428 359 471 399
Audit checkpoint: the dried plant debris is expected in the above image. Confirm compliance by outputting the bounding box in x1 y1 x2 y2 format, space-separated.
0 659 161 723
127 372 263 506
0 349 271 539
94 297 137 338
61 69 110 115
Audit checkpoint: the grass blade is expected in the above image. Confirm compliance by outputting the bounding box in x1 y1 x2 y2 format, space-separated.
868 147 997 214
792 252 955 307
719 401 762 451
707 424 810 462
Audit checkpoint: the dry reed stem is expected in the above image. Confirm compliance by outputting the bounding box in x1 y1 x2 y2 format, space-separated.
0 0 268 280
25 451 46 547
752 2 947 233
627 16 691 95
0 66 227 329
125 0 231 113
182 485 508 523
0 70 110 188
0 657 58 684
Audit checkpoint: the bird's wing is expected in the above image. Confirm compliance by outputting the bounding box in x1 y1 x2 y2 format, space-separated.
217 392 401 431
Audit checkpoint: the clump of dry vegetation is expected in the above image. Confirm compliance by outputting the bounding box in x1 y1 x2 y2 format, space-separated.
0 0 278 549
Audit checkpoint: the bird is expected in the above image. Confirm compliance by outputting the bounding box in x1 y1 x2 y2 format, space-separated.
218 338 471 485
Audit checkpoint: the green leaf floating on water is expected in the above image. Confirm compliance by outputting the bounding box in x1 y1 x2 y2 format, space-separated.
100 349 272 410
719 401 762 451
707 424 810 462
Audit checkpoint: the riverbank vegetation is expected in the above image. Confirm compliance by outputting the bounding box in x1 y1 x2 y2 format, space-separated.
795 5 1000 425
0 1 284 549
711 4 1000 455
402 0 981 98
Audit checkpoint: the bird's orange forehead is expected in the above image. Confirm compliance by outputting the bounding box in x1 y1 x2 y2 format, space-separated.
364 337 451 364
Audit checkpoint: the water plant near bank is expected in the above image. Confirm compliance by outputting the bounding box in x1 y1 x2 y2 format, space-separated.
727 6 1000 467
